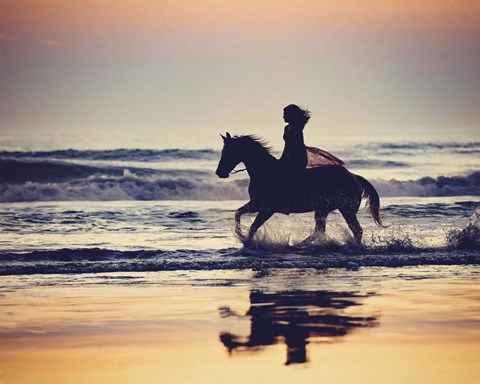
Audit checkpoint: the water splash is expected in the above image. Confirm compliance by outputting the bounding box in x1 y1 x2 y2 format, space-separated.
446 209 480 250
235 222 291 251
368 231 417 252
235 220 363 253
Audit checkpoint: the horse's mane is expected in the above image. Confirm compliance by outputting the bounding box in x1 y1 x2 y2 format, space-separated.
234 135 274 156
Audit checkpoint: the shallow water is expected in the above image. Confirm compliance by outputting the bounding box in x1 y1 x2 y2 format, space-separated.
0 197 479 275
0 267 479 383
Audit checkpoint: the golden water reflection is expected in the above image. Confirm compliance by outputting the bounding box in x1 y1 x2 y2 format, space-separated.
219 290 379 365
1 269 479 383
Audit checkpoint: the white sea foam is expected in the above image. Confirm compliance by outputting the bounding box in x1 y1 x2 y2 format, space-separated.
0 169 478 202
0 141 479 201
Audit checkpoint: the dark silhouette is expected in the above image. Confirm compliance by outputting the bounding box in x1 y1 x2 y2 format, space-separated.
278 104 345 214
281 104 344 171
215 133 382 243
219 290 378 365
280 104 310 172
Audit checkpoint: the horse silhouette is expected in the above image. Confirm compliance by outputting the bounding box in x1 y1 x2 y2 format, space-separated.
215 133 382 243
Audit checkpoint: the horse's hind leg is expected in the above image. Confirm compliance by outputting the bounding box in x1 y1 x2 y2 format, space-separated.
340 210 363 244
298 210 328 244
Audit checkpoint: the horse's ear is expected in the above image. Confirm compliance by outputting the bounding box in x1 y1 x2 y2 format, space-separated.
220 133 226 141
226 132 231 139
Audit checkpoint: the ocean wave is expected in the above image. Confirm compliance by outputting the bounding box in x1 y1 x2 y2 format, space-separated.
0 159 210 184
373 172 480 197
0 148 218 162
374 142 480 151
346 159 409 168
0 156 413 185
360 142 480 157
1 142 477 163
0 246 478 276
0 170 247 202
0 165 479 202
0 159 124 183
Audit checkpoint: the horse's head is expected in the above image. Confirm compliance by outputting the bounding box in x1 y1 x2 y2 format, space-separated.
215 132 242 178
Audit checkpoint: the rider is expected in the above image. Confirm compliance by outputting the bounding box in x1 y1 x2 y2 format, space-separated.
281 104 344 169
278 104 344 213
280 104 310 172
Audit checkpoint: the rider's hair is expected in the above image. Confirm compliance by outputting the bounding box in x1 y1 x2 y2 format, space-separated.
284 104 311 126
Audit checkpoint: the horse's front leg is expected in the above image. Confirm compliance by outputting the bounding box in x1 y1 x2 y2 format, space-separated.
247 209 274 241
235 201 256 237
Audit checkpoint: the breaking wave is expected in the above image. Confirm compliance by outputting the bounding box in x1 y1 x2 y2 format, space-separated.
373 172 480 197
0 170 247 202
0 158 478 202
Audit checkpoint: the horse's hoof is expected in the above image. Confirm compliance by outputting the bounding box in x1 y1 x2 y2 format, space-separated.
242 238 255 249
238 233 254 246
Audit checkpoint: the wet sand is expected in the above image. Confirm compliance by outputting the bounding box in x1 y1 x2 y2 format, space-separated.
0 267 479 384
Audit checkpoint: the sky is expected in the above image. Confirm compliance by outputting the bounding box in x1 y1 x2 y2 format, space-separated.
1 0 479 149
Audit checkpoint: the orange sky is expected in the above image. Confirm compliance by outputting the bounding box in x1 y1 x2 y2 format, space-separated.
3 1 479 46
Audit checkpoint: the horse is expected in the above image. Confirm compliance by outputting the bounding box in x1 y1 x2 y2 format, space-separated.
215 132 382 243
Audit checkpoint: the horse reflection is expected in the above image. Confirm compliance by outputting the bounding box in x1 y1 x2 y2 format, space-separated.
219 290 378 365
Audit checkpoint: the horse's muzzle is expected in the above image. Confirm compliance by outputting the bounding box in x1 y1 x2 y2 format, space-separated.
215 170 230 179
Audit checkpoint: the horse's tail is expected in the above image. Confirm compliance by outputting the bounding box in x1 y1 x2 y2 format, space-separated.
355 174 383 227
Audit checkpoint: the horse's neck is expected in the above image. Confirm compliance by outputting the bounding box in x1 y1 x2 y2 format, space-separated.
243 151 277 178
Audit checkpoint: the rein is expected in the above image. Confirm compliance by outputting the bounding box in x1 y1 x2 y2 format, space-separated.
230 168 246 175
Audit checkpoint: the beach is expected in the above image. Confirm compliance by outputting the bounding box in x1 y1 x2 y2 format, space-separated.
1 267 479 383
